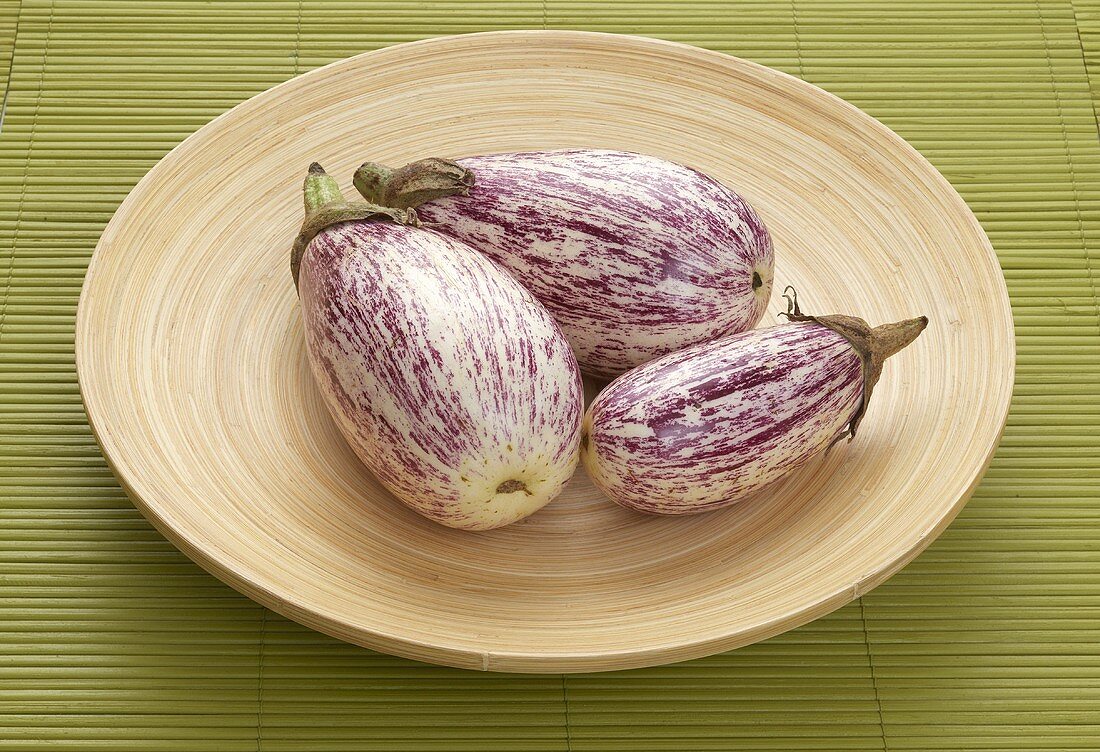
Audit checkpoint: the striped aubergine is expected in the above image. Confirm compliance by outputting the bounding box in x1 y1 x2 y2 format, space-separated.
581 291 927 515
353 149 775 379
291 164 584 531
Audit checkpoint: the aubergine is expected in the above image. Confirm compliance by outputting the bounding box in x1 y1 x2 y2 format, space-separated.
353 149 775 379
293 164 584 530
580 291 927 515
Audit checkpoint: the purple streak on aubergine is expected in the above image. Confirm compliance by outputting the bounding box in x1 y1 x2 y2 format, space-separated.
581 322 867 515
299 218 584 531
407 149 775 379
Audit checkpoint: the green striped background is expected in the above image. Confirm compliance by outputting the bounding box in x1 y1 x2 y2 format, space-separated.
2 1 1099 749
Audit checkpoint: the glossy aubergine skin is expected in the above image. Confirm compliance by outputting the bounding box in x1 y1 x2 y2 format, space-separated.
581 322 863 515
299 221 584 531
413 149 775 379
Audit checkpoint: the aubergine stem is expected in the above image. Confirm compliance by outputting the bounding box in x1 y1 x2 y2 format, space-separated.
353 158 475 210
303 161 343 211
780 286 928 445
291 163 420 293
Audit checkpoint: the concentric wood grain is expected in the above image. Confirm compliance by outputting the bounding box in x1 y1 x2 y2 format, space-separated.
74 31 1014 672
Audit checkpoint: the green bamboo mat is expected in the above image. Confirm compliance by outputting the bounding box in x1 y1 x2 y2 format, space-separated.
0 2 17 112
1 1 1099 750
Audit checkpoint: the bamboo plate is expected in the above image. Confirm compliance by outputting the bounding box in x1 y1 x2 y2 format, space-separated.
76 31 1014 673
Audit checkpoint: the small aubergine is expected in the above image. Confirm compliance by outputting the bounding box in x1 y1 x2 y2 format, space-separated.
581 290 928 515
353 149 775 379
292 164 584 531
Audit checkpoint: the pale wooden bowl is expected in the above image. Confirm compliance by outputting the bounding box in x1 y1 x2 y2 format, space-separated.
76 31 1014 672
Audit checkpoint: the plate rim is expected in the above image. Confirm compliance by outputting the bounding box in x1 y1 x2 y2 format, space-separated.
76 29 1016 672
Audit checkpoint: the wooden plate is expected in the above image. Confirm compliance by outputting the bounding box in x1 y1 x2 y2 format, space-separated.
76 31 1014 672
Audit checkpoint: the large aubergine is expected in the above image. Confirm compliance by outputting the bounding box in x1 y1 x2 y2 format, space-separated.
354 149 775 379
581 293 927 515
293 165 584 531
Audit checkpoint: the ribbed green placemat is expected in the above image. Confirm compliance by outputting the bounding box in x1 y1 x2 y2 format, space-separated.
2 1 1098 750
0 1 17 111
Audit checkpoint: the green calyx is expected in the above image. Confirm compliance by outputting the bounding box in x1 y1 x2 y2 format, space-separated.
292 159 476 293
353 158 474 210
291 163 419 292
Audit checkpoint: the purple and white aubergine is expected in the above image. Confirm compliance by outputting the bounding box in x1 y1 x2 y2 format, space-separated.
581 289 928 515
291 164 584 530
352 149 775 379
